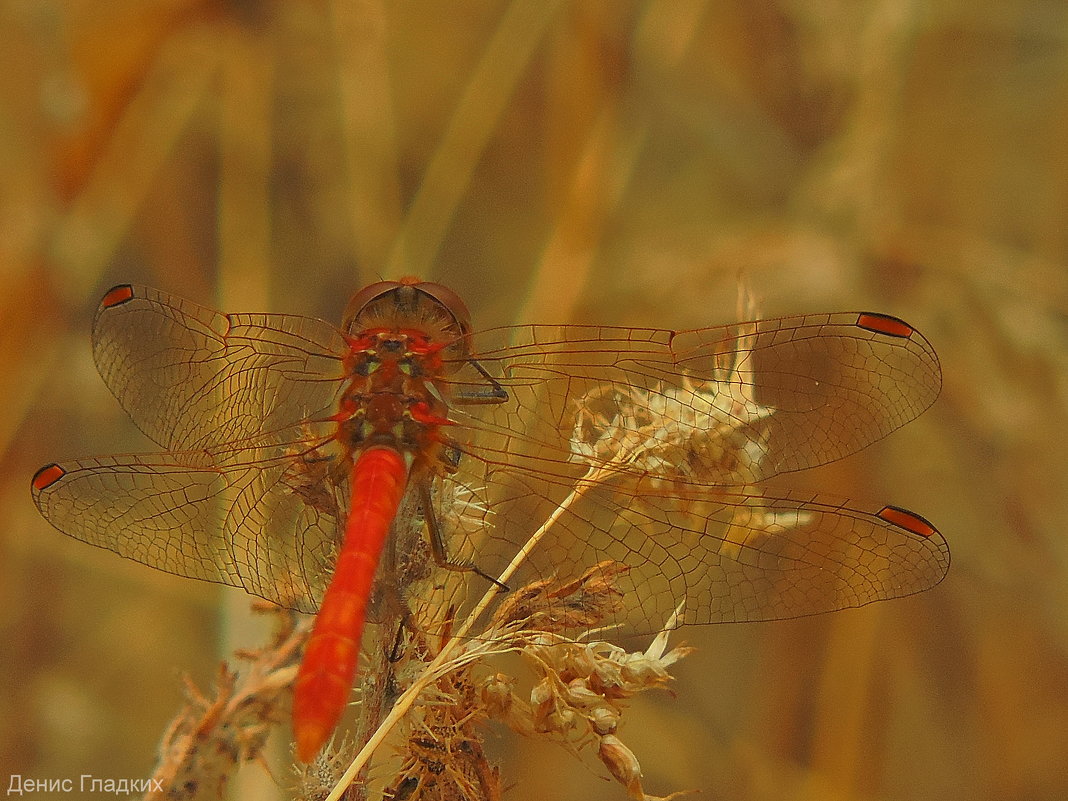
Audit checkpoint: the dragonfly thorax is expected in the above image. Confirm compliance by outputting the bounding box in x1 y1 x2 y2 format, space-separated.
335 327 452 469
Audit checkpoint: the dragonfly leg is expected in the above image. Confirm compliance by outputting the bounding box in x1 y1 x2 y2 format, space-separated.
388 616 408 663
452 356 509 404
418 481 508 591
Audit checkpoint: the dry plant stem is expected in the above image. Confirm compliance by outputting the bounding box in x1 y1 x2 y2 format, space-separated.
325 466 612 801
348 624 396 793
384 666 503 801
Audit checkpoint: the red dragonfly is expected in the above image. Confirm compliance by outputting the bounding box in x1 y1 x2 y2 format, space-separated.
32 278 948 762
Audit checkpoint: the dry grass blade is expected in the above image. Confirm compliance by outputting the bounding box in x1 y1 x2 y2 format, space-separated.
385 0 567 280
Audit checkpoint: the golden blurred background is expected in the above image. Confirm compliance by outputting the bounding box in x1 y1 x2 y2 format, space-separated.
2 1 1067 799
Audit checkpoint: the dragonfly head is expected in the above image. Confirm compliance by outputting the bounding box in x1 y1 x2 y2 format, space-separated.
341 277 473 363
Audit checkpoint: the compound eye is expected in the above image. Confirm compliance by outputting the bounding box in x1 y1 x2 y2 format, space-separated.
340 277 473 343
341 281 403 332
414 281 473 335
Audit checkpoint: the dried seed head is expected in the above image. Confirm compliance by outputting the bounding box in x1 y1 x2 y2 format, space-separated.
566 310 817 569
599 734 642 792
480 673 514 716
493 561 629 633
588 706 618 736
565 679 603 709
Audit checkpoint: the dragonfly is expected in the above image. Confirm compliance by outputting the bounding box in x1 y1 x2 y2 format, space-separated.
31 278 949 762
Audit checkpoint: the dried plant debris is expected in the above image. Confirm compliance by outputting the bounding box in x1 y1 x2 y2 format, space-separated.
294 735 361 801
143 605 308 801
384 669 502 801
490 567 692 800
375 563 693 801
143 568 690 801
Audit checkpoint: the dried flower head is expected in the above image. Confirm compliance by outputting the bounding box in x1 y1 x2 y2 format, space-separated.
567 314 813 563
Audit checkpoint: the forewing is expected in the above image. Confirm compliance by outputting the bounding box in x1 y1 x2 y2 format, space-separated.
446 313 940 485
91 285 347 451
31 424 344 612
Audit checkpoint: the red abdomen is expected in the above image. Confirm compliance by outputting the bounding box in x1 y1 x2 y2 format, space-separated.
292 446 408 762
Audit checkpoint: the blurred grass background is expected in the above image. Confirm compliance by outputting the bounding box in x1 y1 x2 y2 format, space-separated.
2 1 1067 799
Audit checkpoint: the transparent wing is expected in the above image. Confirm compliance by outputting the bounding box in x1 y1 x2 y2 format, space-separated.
31 422 345 612
91 285 347 451
36 300 946 635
